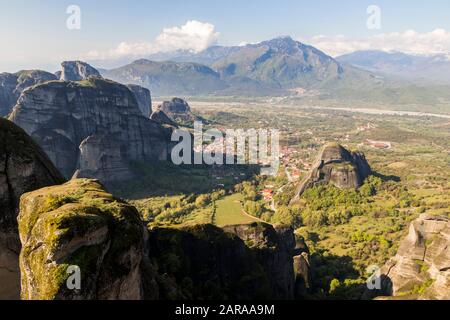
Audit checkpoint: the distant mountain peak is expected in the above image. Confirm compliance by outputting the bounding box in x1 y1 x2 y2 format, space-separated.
258 36 306 51
133 59 153 65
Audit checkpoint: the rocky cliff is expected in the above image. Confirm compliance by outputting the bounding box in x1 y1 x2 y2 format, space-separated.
145 222 303 300
127 84 152 117
0 118 64 300
293 143 372 199
0 70 57 116
59 61 152 117
59 61 102 81
18 179 145 300
17 180 309 300
365 214 450 300
154 98 199 127
9 77 173 184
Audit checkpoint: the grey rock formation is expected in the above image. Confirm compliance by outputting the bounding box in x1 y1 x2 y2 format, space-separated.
18 179 145 300
127 84 152 117
59 61 102 81
159 97 191 114
0 73 17 117
293 143 372 199
150 110 179 128
156 98 198 126
223 223 296 299
0 118 64 300
0 70 57 116
9 77 173 184
148 222 298 300
61 61 151 117
293 235 311 297
73 134 136 183
293 253 311 297
365 214 450 300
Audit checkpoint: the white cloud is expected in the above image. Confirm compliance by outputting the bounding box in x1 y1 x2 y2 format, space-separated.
301 29 450 57
85 20 219 60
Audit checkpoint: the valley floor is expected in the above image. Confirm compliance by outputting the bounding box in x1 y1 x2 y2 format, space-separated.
120 98 449 299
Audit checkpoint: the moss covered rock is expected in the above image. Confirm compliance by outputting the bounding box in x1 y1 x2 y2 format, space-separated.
18 179 145 300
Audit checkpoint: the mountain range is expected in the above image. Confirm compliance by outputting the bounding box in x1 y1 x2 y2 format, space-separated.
337 50 450 84
102 36 386 97
2 36 450 110
100 36 450 110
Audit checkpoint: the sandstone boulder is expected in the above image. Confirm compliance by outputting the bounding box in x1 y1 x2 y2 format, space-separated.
18 179 145 300
59 61 102 81
293 143 372 199
365 214 450 300
155 98 199 127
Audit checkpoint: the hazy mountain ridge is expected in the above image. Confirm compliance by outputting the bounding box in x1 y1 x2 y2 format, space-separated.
337 50 450 84
147 45 242 65
103 59 228 96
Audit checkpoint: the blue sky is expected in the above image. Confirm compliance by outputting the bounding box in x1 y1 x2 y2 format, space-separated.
1 0 450 71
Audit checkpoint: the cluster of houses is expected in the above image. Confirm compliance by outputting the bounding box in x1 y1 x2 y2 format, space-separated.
261 188 274 201
280 147 313 176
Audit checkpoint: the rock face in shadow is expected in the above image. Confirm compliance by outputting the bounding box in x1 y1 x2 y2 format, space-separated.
294 143 372 199
127 84 152 117
150 110 179 128
293 236 311 297
0 70 57 116
0 118 64 300
147 223 298 300
18 179 145 300
59 61 102 81
9 77 173 184
365 214 450 300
